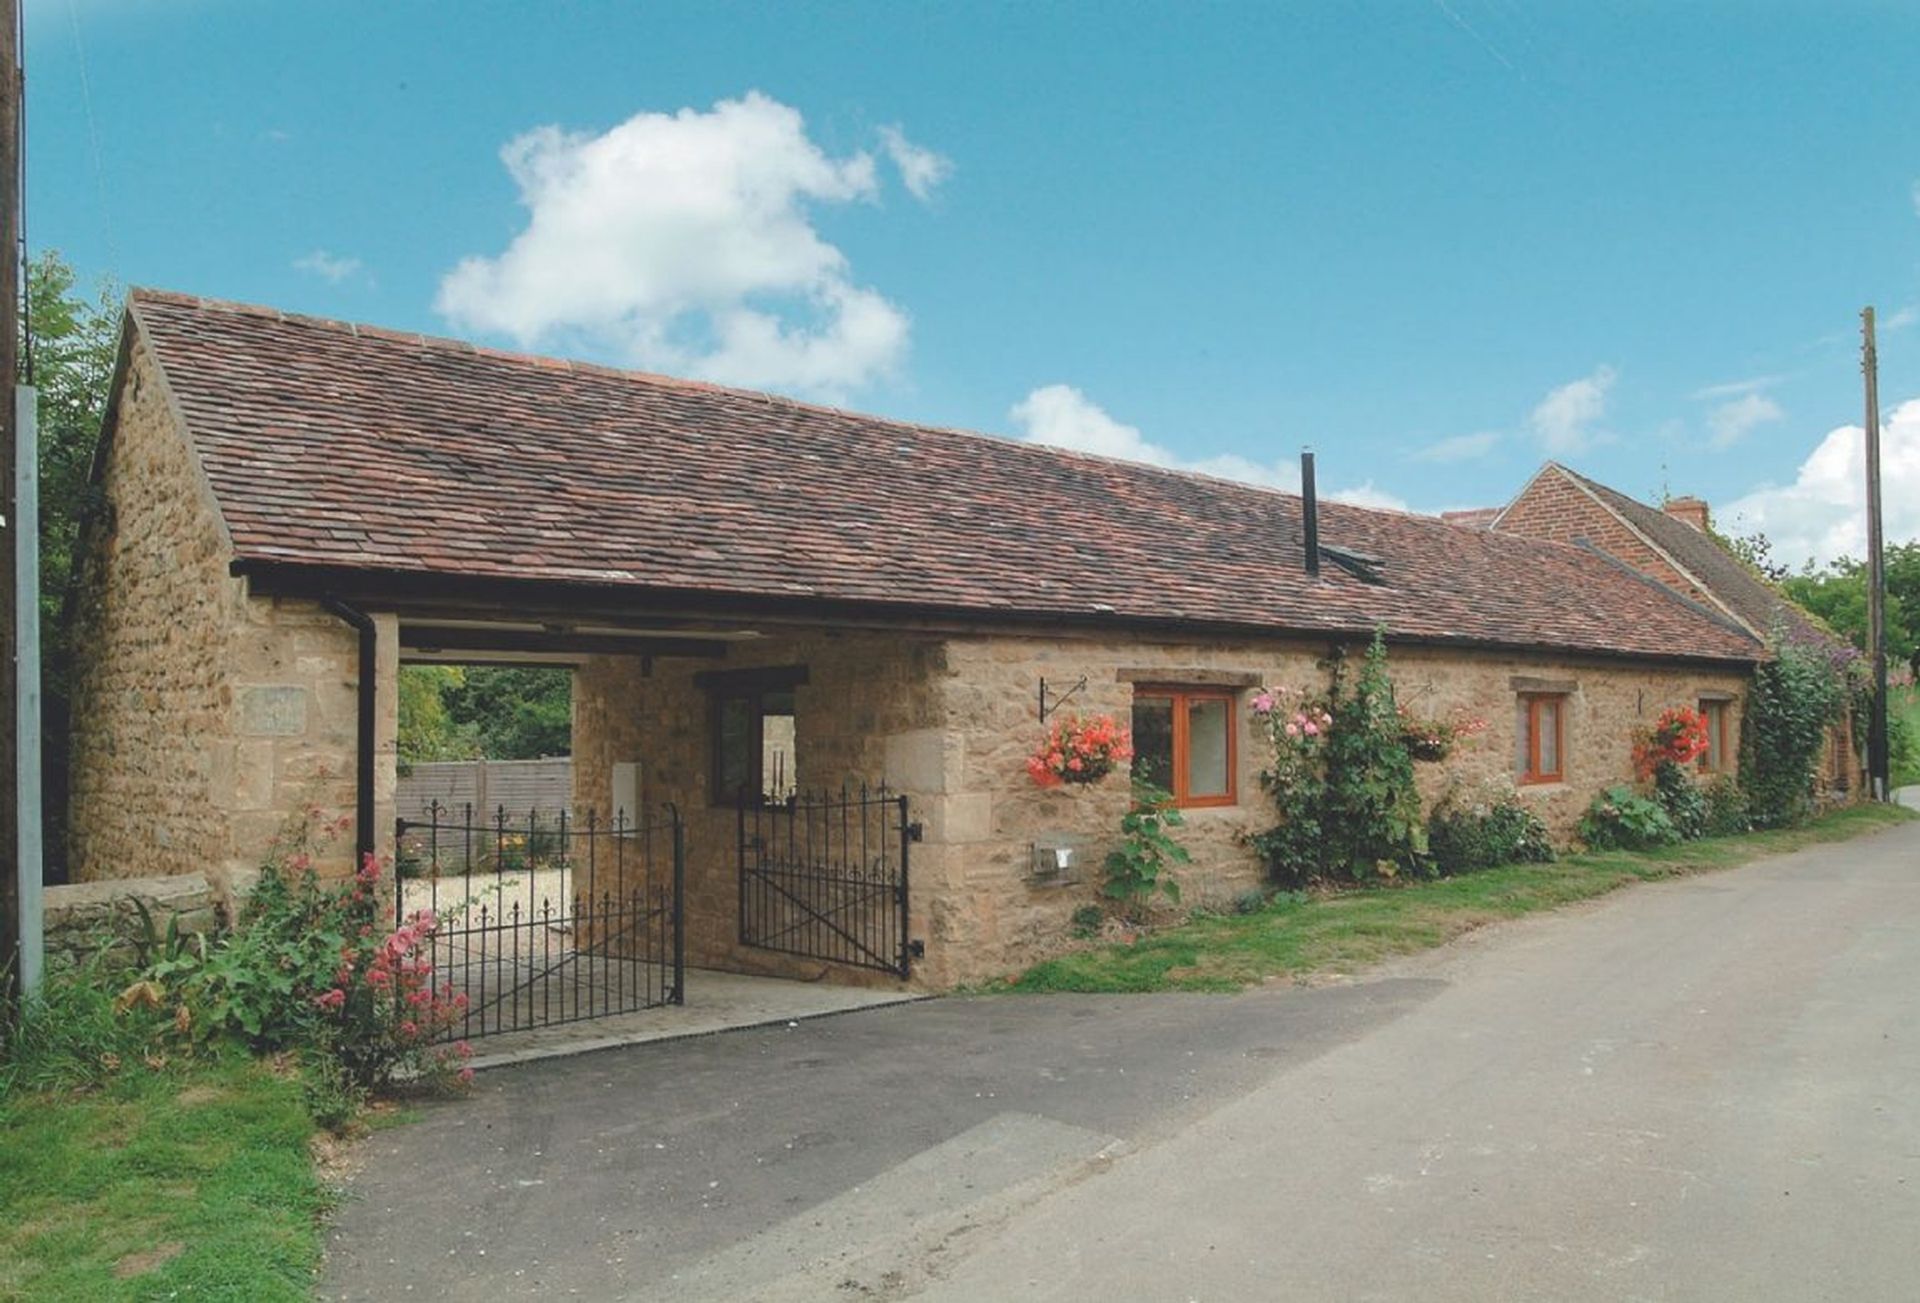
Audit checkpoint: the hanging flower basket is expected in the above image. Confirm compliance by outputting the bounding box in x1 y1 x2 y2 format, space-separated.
1395 705 1488 763
1027 714 1133 788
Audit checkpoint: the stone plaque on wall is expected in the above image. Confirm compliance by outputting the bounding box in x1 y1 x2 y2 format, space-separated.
239 685 308 737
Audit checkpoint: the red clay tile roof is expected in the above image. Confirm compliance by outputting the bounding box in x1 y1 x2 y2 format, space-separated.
126 290 1761 664
1552 466 1833 650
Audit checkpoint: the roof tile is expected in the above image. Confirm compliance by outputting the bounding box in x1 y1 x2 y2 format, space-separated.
129 290 1761 664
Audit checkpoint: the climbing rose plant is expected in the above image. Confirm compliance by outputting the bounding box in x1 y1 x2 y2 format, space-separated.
1027 714 1133 788
1249 633 1428 886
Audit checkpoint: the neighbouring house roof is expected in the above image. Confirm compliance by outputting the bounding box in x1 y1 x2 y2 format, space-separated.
1514 463 1831 649
121 289 1762 665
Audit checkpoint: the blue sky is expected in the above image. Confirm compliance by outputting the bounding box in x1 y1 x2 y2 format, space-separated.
26 1 1920 563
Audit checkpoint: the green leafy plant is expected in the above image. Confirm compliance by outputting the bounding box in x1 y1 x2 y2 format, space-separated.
1578 784 1680 850
1701 776 1752 838
1103 781 1191 908
143 811 474 1095
1740 633 1848 828
1068 904 1105 939
1651 761 1708 841
1427 788 1555 874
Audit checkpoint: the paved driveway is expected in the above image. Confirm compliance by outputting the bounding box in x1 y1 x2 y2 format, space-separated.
323 819 1920 1301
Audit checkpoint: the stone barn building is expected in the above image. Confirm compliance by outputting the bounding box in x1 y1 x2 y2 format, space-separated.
69 290 1785 999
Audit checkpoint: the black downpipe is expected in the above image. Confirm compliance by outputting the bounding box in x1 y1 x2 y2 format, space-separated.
322 596 378 865
1301 448 1320 578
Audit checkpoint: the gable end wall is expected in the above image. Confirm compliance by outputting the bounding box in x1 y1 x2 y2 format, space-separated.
1496 471 1727 618
67 333 382 889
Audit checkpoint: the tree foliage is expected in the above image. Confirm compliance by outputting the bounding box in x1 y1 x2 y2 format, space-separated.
1777 544 1920 678
28 252 120 880
396 664 572 764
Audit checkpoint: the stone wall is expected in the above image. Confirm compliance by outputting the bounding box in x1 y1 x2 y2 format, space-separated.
41 871 239 972
67 330 397 890
573 624 1750 991
926 633 1750 987
573 630 947 986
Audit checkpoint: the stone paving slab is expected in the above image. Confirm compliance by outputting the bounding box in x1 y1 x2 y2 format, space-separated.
463 969 924 1070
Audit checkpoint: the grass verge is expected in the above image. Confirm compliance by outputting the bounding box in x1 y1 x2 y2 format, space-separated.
0 1048 330 1301
1010 802 1918 994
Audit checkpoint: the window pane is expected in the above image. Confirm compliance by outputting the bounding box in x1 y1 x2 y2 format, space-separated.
715 696 753 799
1132 697 1175 792
761 694 796 800
1538 699 1559 776
1186 697 1230 798
1515 699 1530 776
1702 702 1724 771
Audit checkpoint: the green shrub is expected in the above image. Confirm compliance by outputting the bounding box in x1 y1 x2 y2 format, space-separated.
1579 784 1680 850
1232 888 1271 915
1889 704 1917 788
1701 776 1752 838
1427 791 1556 873
145 812 474 1095
1103 781 1191 909
1069 904 1104 939
1741 634 1848 828
1651 761 1708 841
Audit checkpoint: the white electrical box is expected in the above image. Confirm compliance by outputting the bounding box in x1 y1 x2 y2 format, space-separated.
611 762 639 830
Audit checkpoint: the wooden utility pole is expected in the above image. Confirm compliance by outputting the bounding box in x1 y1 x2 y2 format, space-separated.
1862 307 1890 802
0 0 20 1002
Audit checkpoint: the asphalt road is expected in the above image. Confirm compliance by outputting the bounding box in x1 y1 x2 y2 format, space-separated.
323 818 1920 1301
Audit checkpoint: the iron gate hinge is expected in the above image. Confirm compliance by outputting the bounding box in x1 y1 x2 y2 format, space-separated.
906 821 924 843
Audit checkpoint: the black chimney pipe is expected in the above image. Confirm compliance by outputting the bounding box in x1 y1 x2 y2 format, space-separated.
1301 448 1320 578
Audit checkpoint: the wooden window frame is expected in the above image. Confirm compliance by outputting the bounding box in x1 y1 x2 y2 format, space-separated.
1133 685 1238 809
1517 693 1566 785
1698 698 1732 774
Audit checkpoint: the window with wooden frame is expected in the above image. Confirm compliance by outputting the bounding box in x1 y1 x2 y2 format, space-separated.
1514 693 1566 784
1130 686 1237 807
1699 698 1732 773
700 665 806 805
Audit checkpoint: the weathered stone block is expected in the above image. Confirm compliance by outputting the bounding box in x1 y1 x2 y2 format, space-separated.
239 685 308 737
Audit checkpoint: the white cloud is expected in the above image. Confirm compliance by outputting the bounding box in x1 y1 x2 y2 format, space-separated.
436 92 915 397
1885 305 1919 331
878 125 952 202
1707 392 1784 449
1529 365 1615 454
293 249 363 284
1720 398 1920 567
1691 374 1781 401
1412 431 1499 463
1008 384 1409 511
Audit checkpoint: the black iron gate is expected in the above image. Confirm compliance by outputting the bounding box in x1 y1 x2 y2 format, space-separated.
394 803 684 1041
738 787 916 978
